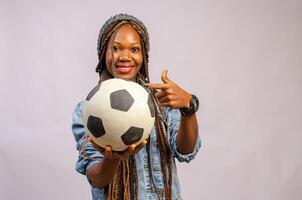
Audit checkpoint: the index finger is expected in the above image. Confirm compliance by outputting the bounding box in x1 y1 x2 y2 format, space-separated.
148 83 169 90
127 144 137 154
128 139 148 155
134 139 148 153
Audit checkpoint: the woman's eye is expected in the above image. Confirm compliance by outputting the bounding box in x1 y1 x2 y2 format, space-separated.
131 47 140 53
112 46 119 52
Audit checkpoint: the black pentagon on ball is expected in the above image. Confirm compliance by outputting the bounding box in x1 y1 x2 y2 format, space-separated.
121 126 144 145
86 83 101 101
110 89 134 112
147 95 155 118
87 115 106 138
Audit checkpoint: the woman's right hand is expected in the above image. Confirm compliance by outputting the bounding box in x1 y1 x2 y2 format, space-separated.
87 135 147 160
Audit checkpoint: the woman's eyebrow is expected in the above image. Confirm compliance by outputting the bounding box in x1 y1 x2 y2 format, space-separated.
112 41 121 45
112 41 141 45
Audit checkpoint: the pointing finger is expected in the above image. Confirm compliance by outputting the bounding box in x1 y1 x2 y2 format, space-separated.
148 83 169 90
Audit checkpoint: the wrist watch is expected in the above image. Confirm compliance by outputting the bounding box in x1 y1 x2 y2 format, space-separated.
179 94 199 116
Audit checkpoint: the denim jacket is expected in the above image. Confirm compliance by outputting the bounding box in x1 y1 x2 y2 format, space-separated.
72 101 201 200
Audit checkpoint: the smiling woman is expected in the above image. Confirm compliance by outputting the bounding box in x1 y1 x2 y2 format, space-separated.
71 13 201 200
105 24 143 81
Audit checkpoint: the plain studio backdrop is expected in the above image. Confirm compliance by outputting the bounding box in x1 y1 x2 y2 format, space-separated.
0 0 301 199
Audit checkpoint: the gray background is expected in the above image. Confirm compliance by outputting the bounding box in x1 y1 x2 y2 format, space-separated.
1 0 301 199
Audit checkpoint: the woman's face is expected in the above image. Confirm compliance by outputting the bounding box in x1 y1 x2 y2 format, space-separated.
105 24 143 81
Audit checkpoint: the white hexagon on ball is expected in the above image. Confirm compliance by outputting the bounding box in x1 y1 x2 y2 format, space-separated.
82 78 155 151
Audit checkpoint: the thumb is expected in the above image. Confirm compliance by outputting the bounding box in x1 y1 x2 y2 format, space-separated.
161 69 170 83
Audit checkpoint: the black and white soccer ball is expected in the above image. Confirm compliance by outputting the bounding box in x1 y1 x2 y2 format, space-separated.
82 78 155 151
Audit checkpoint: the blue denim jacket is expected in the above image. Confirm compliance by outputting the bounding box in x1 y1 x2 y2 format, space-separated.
72 101 201 200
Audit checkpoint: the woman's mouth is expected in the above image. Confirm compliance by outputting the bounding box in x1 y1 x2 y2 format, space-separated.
115 64 134 74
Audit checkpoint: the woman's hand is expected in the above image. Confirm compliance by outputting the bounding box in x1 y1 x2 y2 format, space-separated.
86 135 147 187
148 69 192 109
87 135 147 160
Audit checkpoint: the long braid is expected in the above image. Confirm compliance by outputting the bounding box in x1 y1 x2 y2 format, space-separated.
150 92 173 200
140 40 173 198
129 155 138 200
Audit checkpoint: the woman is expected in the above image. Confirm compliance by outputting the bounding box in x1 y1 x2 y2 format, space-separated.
72 13 201 200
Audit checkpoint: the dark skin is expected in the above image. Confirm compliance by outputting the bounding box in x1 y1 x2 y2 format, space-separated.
149 70 198 154
87 24 198 188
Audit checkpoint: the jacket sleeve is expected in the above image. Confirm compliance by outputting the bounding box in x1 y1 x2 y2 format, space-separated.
71 101 104 175
166 108 201 163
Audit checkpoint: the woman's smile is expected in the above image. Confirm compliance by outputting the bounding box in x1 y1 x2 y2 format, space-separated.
115 63 135 74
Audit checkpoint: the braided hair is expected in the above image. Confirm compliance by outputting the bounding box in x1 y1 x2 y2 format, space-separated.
95 14 173 200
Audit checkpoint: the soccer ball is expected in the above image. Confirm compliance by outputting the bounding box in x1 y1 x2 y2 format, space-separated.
82 78 155 151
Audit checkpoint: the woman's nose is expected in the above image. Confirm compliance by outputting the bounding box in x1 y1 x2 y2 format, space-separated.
118 50 130 61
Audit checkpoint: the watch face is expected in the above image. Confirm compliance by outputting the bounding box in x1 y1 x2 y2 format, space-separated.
191 95 199 112
180 95 199 116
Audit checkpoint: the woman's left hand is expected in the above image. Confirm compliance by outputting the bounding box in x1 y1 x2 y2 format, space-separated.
148 69 192 109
